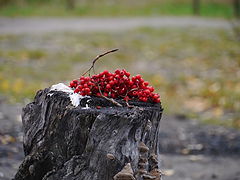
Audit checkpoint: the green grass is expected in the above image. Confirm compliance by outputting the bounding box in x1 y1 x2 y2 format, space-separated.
0 1 234 18
0 27 239 128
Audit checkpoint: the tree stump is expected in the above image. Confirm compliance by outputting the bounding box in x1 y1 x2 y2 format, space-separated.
14 87 163 180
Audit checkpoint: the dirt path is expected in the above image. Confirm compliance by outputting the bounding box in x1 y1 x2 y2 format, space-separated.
0 17 234 35
161 154 240 180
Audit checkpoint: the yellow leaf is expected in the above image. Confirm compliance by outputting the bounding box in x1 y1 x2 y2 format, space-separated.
184 97 209 112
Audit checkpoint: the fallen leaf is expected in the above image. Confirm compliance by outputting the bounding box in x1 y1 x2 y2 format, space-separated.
162 169 175 176
184 97 209 112
189 155 203 162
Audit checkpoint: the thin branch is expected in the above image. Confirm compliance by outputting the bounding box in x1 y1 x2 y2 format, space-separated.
102 95 123 107
124 88 139 97
126 101 134 108
97 84 122 107
82 48 119 76
81 48 122 107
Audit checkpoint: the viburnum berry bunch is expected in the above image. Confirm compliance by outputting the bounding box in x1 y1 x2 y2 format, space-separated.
69 69 160 103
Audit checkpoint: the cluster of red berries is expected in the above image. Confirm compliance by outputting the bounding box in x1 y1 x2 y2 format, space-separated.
69 69 160 103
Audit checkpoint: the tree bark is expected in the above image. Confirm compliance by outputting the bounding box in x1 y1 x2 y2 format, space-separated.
233 0 240 18
66 0 75 9
193 0 200 15
14 88 163 180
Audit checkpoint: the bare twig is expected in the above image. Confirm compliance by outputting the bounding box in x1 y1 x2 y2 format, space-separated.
124 88 139 97
97 84 122 107
126 101 134 108
82 48 119 76
81 48 122 107
102 96 123 107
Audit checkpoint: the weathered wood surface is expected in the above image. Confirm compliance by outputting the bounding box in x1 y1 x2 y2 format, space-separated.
14 88 163 180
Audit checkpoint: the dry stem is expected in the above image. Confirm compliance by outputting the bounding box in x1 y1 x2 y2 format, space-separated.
97 84 122 107
82 48 119 76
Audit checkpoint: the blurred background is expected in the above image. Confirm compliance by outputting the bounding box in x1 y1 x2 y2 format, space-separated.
0 0 240 180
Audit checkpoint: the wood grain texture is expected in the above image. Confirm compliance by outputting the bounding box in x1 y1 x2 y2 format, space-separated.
14 88 163 180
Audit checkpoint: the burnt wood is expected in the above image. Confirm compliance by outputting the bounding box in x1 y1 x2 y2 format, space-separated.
14 88 163 180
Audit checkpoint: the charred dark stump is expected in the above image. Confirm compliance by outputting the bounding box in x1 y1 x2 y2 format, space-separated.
14 88 163 180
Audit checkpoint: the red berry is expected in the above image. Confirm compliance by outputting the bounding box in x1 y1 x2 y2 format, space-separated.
132 76 136 82
139 78 144 83
125 72 130 77
144 81 149 86
115 69 120 74
132 91 138 96
70 82 75 87
80 92 86 96
74 89 79 93
109 81 115 86
120 70 125 76
88 82 94 86
85 88 90 93
69 69 160 103
80 76 85 80
106 84 111 89
153 94 159 99
135 74 141 79
148 86 154 92
144 89 150 94
103 70 109 75
96 106 101 109
124 96 130 101
129 81 134 86
111 93 116 98
142 97 147 102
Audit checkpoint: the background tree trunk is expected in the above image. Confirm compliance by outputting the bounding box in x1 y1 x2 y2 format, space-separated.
66 0 75 9
14 88 163 180
233 0 240 18
193 0 200 15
